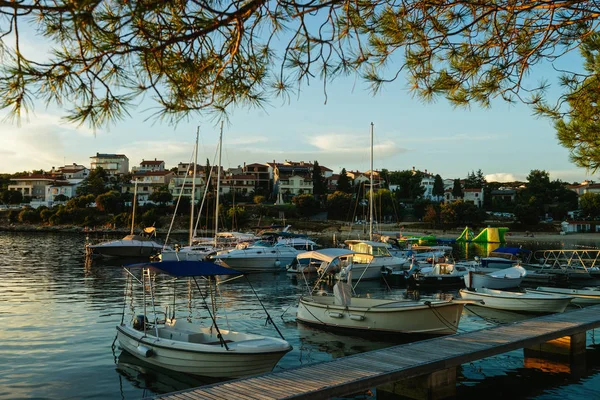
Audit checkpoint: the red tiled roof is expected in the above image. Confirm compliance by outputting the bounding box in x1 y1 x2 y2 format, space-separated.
245 163 268 168
12 174 56 180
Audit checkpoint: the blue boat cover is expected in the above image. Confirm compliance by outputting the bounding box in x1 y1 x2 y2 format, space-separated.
124 260 243 277
491 247 531 255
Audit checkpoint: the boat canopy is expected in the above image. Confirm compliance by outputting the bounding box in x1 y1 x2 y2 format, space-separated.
491 247 531 255
124 260 242 277
296 248 373 263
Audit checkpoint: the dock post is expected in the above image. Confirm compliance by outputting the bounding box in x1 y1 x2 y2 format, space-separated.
377 367 456 400
524 332 587 377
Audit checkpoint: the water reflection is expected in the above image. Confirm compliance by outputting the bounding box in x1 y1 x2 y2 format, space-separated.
2 232 600 400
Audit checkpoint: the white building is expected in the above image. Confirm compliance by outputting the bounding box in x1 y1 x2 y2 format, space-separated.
90 153 129 176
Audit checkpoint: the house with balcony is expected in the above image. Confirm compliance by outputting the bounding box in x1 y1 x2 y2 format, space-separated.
8 174 66 201
45 182 78 205
220 174 256 196
50 163 90 182
132 159 165 173
242 162 272 194
90 153 129 176
123 171 176 204
271 161 314 201
168 175 206 202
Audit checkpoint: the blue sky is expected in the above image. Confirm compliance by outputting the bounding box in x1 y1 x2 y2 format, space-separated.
0 22 595 184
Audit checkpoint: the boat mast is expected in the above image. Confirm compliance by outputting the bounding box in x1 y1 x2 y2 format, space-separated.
214 121 223 247
189 128 199 246
369 122 374 241
131 179 138 235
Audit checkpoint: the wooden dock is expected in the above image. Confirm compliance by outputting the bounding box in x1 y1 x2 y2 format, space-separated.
155 305 600 400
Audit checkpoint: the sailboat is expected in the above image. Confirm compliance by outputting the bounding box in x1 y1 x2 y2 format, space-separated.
161 123 236 261
86 180 163 258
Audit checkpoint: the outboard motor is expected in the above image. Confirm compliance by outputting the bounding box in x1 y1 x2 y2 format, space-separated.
133 315 146 331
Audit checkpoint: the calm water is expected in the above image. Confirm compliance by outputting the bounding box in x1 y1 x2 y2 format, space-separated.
1 231 600 399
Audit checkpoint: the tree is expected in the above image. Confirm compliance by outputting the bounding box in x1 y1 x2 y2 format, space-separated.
292 194 320 218
312 161 327 198
1 189 22 204
423 205 438 227
77 167 108 197
579 193 600 218
148 189 173 205
452 179 463 199
95 191 124 214
432 174 445 201
326 191 353 221
2 2 599 168
390 170 425 201
0 2 590 123
539 33 600 171
336 168 353 194
464 170 486 189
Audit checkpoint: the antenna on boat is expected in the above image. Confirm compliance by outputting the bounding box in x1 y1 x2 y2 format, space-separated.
369 122 374 242
214 121 223 247
131 179 138 235
190 128 199 246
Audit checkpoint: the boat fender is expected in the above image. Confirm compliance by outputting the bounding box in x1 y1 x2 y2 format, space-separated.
136 345 153 358
349 314 365 321
274 260 281 267
328 312 343 318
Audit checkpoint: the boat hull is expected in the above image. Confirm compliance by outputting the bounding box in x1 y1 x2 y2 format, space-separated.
296 297 464 335
459 289 573 313
213 254 295 272
464 273 523 290
116 325 290 378
87 241 162 257
527 287 600 306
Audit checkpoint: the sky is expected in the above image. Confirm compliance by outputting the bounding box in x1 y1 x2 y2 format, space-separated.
0 19 596 184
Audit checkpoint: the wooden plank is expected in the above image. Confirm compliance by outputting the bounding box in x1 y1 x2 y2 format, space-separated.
158 305 600 400
222 382 277 400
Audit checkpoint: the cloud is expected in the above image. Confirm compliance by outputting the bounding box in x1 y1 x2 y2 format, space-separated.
0 112 98 172
403 133 499 143
485 173 524 182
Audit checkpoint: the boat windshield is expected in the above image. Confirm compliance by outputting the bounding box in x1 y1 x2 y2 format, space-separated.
348 242 391 257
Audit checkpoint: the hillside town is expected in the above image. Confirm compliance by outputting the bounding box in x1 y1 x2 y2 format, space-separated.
0 153 598 235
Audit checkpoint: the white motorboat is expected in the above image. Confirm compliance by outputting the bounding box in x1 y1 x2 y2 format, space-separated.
287 248 364 276
463 266 528 290
409 262 475 288
526 286 600 306
295 249 465 335
86 227 163 258
297 284 464 335
344 240 409 280
459 288 573 313
86 180 163 258
116 260 292 378
212 239 317 272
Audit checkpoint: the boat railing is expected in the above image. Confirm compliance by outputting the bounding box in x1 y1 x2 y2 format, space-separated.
534 249 600 272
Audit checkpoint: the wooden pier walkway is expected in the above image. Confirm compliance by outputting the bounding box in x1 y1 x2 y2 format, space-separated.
156 305 600 400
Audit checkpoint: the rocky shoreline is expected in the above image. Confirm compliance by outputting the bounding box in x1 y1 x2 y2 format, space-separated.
1 222 598 243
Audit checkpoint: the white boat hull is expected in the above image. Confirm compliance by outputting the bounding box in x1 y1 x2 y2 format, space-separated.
464 266 527 290
116 324 291 378
527 287 600 306
297 296 464 335
459 288 573 313
213 248 300 272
